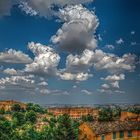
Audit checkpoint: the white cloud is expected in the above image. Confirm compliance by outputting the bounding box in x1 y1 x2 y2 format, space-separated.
0 49 32 64
0 75 35 90
101 84 110 89
81 89 92 95
58 49 94 81
25 42 60 76
98 34 102 41
116 38 124 45
59 72 92 81
100 74 125 93
3 68 18 75
0 0 93 18
0 74 54 95
99 89 125 94
19 0 93 18
19 1 38 16
58 49 136 81
105 44 115 50
51 4 99 52
103 74 125 81
111 81 119 88
94 50 136 73
66 49 94 72
38 81 48 86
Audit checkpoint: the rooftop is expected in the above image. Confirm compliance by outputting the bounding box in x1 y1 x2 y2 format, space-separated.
88 121 140 135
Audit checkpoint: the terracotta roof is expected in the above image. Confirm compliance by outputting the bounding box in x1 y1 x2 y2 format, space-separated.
88 121 140 135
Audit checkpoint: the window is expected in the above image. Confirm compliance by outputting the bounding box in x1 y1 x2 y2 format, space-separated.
120 131 124 138
112 132 116 140
128 130 132 137
102 134 105 140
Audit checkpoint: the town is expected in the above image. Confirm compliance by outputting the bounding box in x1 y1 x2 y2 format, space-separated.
0 100 140 140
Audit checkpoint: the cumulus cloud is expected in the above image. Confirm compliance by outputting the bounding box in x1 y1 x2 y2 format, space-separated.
0 74 54 95
94 50 136 74
0 49 32 64
19 0 93 18
0 75 35 90
59 72 92 81
102 74 125 81
58 48 136 81
66 49 94 72
19 1 38 16
0 0 93 18
3 68 18 75
25 42 60 76
51 4 99 52
58 49 94 81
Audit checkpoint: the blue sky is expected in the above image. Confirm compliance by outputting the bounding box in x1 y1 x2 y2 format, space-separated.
0 0 140 104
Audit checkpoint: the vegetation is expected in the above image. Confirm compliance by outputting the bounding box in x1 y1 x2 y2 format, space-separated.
0 102 139 139
98 107 113 121
127 106 140 114
0 103 80 140
81 114 94 122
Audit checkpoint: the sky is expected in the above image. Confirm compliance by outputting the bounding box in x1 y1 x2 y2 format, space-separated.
0 0 140 105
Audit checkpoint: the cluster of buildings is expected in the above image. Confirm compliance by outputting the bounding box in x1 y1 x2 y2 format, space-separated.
47 107 99 119
0 101 140 139
79 111 140 140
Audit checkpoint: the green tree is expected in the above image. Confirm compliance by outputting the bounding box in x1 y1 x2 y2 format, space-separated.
56 114 78 140
98 107 113 121
82 114 94 122
26 103 45 113
0 119 13 139
11 104 21 112
12 112 25 126
0 108 5 114
25 111 37 124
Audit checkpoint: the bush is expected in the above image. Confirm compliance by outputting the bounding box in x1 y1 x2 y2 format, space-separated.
11 104 21 112
98 107 113 121
26 103 45 113
82 114 94 122
25 111 37 124
0 108 5 114
12 112 25 126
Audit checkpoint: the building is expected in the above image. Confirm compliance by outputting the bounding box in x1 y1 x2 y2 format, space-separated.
79 121 140 140
47 107 99 119
120 111 140 121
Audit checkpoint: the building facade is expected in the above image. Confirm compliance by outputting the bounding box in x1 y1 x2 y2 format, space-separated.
79 121 140 140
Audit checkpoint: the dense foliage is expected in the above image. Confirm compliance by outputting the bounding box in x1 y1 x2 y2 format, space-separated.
0 103 79 140
81 114 94 122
